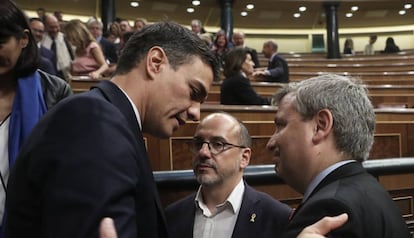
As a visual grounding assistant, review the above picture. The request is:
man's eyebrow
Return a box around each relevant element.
[191,81,208,102]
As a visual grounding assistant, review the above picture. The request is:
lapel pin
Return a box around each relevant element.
[250,213,256,223]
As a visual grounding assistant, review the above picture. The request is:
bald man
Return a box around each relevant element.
[165,112,292,238]
[42,14,73,80]
[232,31,260,68]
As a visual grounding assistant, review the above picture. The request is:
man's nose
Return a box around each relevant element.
[187,102,201,121]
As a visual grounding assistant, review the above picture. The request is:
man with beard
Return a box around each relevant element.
[165,112,292,238]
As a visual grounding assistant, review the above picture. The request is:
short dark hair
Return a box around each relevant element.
[0,0,39,78]
[223,48,249,78]
[115,21,219,81]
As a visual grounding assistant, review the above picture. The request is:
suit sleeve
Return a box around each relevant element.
[282,199,358,238]
[28,97,139,238]
[267,58,285,78]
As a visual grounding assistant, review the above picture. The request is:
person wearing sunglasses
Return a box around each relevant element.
[165,112,292,238]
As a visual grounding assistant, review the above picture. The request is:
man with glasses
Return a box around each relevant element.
[165,112,292,238]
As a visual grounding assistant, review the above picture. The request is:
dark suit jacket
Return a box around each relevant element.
[39,55,57,76]
[221,73,271,105]
[165,183,292,238]
[282,162,410,238]
[265,54,289,83]
[6,80,169,238]
[40,46,57,74]
[99,37,119,64]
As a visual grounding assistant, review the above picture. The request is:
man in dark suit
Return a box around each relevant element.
[266,74,410,238]
[29,17,57,75]
[254,40,289,83]
[5,21,219,238]
[165,112,292,238]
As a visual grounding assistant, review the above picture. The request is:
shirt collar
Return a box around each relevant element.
[269,52,278,61]
[303,160,355,202]
[117,86,142,130]
[195,179,245,216]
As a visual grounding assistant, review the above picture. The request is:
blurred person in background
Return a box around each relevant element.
[133,18,147,32]
[63,19,108,79]
[29,17,56,75]
[42,14,74,80]
[221,48,270,105]
[232,31,260,68]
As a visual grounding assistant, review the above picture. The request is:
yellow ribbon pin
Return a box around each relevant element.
[250,213,256,222]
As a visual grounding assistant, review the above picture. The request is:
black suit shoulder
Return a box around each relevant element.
[283,162,410,238]
[266,54,289,83]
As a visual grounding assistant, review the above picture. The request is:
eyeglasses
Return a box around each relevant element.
[188,138,246,155]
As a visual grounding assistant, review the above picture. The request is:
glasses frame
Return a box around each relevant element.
[188,139,246,156]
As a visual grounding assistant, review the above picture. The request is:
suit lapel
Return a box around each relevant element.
[92,80,169,236]
[232,183,260,238]
[292,162,365,219]
[311,162,364,197]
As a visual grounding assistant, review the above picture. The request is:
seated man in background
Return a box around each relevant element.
[267,74,410,238]
[29,17,57,75]
[165,112,292,238]
[254,40,289,83]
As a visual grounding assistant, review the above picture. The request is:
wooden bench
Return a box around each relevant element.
[288,62,414,73]
[285,54,414,65]
[289,71,414,84]
[209,82,414,108]
[68,76,109,94]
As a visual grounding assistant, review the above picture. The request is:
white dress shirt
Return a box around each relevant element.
[193,179,245,238]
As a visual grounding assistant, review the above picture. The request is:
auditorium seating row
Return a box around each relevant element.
[207,82,414,108]
[144,105,414,171]
[289,71,414,85]
[255,51,414,86]
[69,78,414,108]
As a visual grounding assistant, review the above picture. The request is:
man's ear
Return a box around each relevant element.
[240,148,251,169]
[312,109,333,144]
[20,29,30,48]
[146,46,167,79]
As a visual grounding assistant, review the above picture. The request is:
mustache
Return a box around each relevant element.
[193,160,217,170]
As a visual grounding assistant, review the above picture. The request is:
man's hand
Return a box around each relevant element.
[99,218,117,238]
[98,213,348,238]
[297,213,348,238]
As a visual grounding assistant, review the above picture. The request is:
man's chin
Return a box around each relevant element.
[197,175,218,186]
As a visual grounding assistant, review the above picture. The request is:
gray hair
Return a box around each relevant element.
[273,74,375,161]
[86,18,103,29]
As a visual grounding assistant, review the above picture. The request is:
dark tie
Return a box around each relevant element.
[51,37,56,55]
